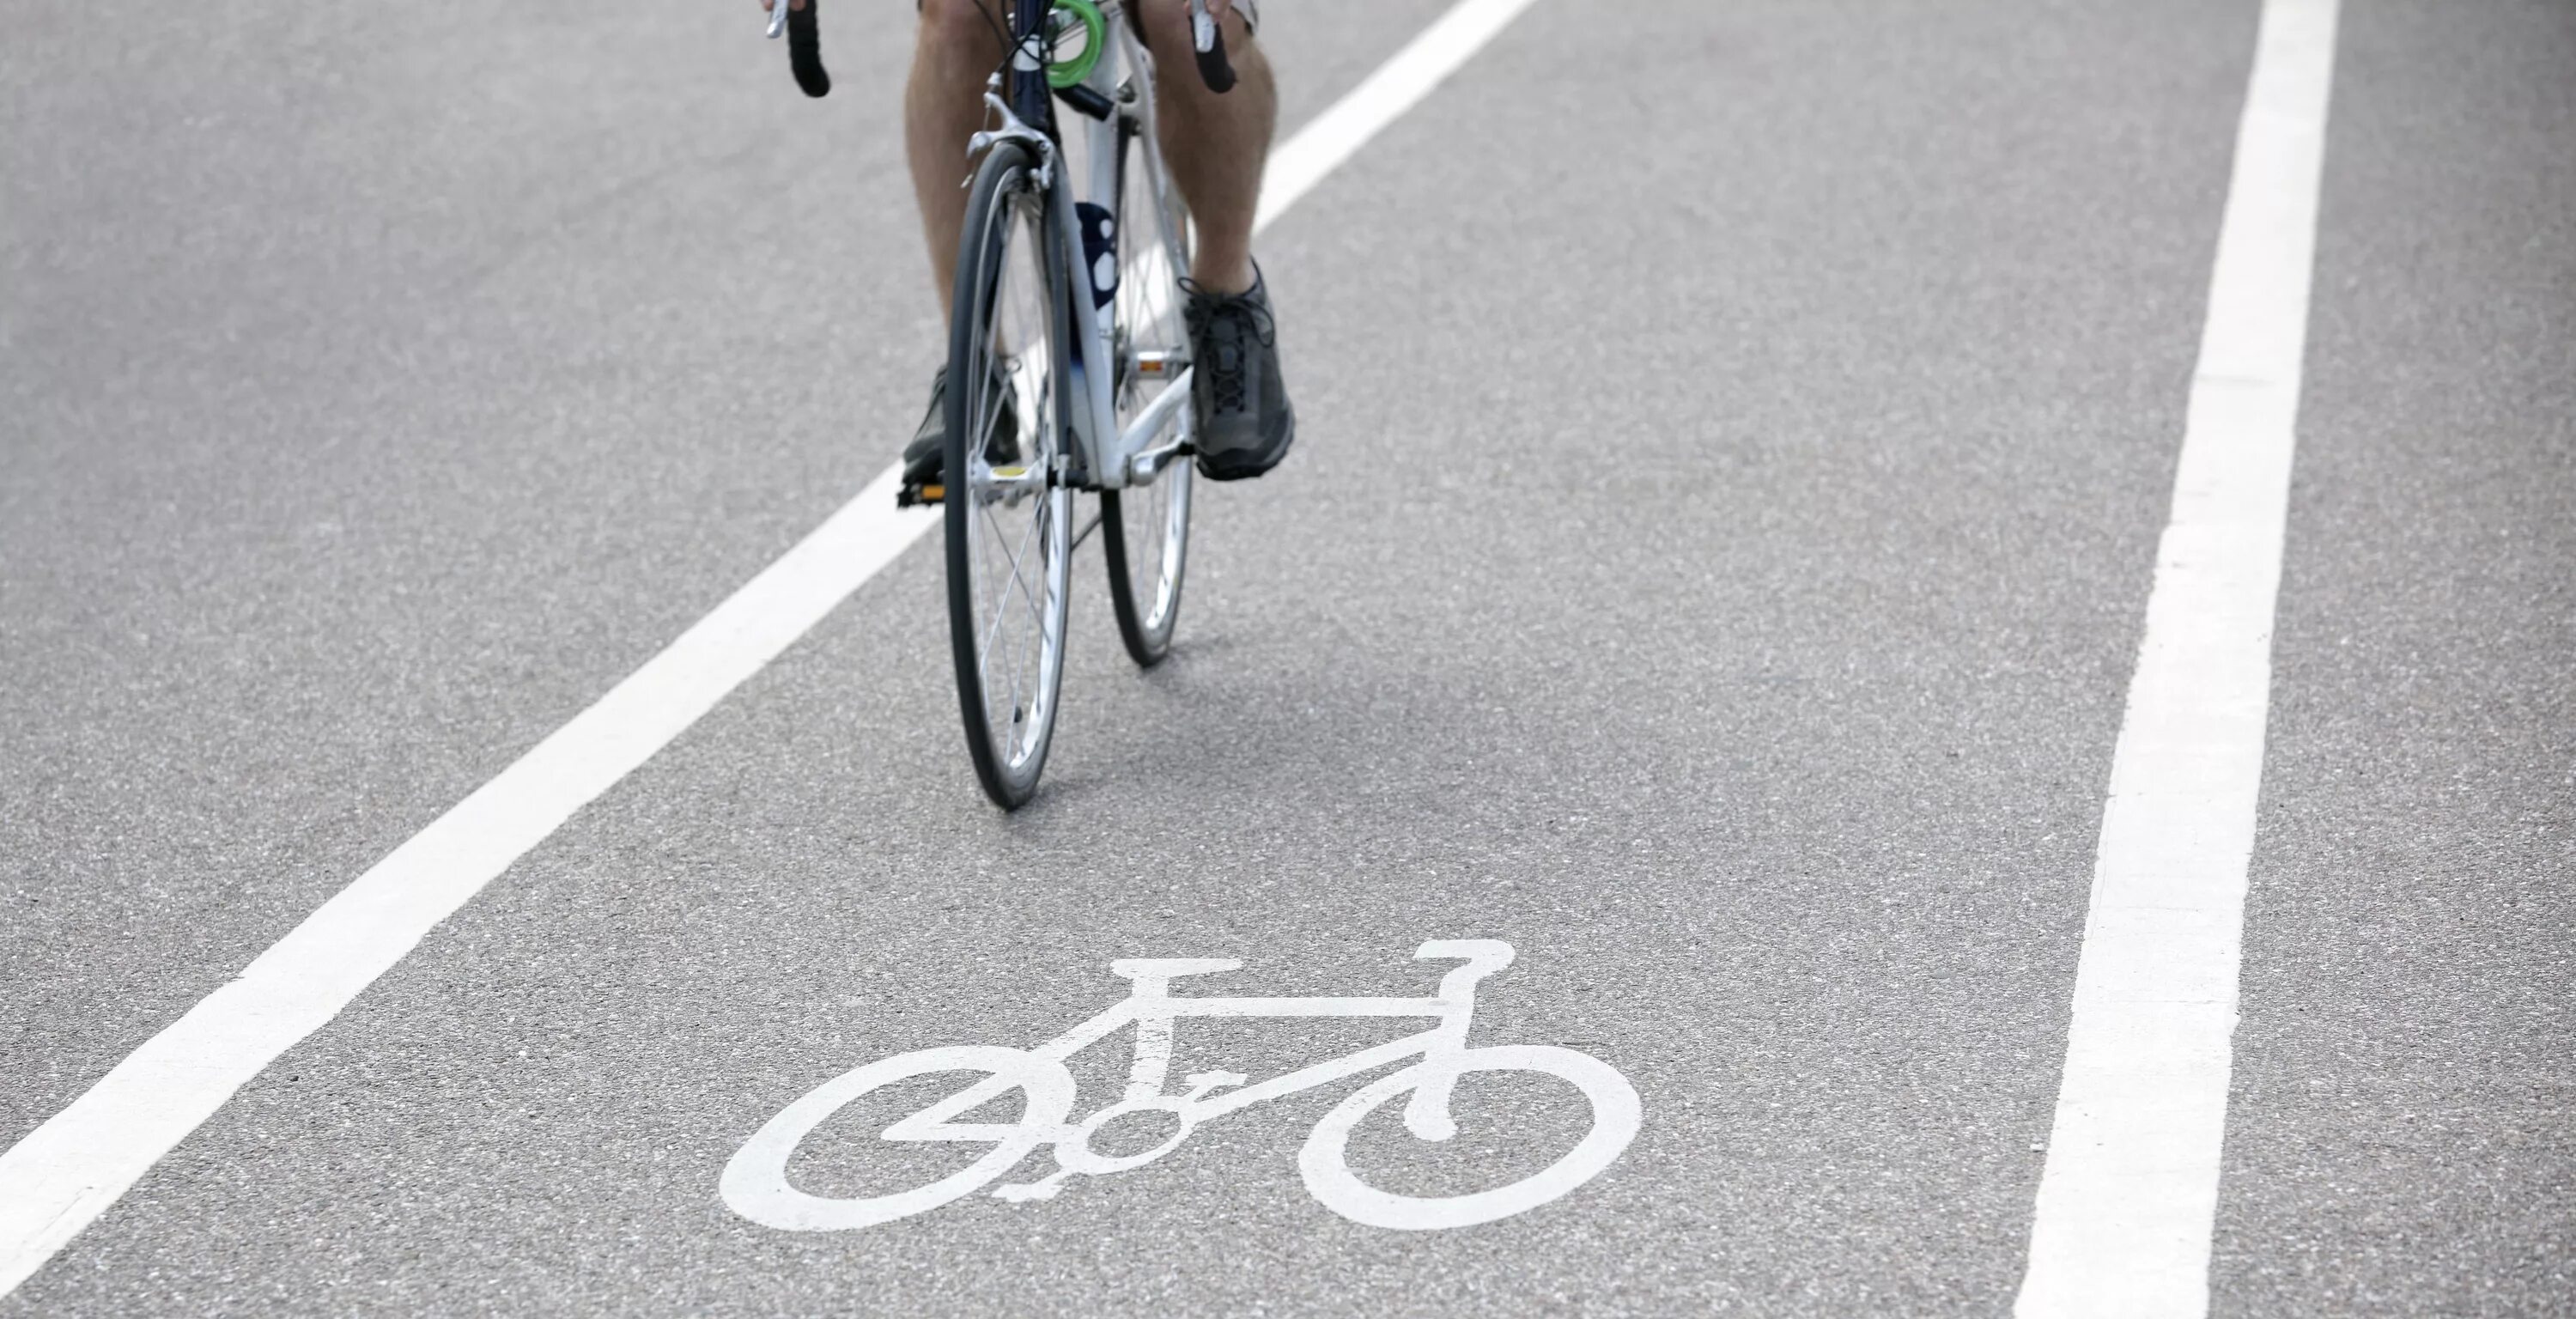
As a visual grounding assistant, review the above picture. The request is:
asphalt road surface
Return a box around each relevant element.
[3,0,2570,1315]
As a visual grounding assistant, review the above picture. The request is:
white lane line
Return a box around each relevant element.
[0,463,932,1298]
[2014,1,2339,1316]
[0,0,1541,1297]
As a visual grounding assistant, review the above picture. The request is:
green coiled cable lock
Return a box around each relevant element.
[1047,0,1107,90]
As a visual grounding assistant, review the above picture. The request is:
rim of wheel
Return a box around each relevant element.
[1109,124,1194,658]
[959,178,1070,793]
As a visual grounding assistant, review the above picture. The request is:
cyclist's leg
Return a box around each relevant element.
[1133,0,1294,480]
[903,0,1013,482]
[908,0,1010,316]
[914,2,1273,303]
[1130,0,1273,295]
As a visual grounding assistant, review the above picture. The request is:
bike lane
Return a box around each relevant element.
[8,1,2264,1314]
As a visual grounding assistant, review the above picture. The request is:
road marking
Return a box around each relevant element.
[0,0,1543,1297]
[720,940,1640,1232]
[2014,1,2339,1315]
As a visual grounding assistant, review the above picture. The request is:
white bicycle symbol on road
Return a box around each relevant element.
[722,940,1641,1231]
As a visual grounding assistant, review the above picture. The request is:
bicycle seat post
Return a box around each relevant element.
[1107,959,1239,1101]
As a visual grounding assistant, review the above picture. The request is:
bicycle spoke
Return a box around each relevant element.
[981,483,1042,662]
[977,511,1027,738]
[973,522,1007,715]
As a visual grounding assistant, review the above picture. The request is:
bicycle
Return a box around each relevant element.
[720,939,1641,1231]
[772,0,1235,809]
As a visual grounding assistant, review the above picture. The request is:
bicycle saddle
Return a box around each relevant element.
[1110,958,1242,982]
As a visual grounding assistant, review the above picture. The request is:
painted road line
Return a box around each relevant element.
[0,461,931,1299]
[2014,1,2340,1316]
[0,0,1544,1297]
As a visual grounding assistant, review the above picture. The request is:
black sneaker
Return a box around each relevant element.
[1182,271,1295,481]
[902,363,1018,485]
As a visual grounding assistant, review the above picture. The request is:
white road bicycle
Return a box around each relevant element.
[720,940,1642,1231]
[776,0,1224,808]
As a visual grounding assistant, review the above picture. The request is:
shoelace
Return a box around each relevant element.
[1179,278,1275,416]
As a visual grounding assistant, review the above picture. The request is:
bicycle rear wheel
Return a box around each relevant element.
[1099,116,1196,667]
[945,141,1072,809]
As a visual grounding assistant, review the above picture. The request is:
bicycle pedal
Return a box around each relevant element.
[896,481,945,508]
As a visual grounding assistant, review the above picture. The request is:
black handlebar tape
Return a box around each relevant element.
[1194,12,1236,94]
[788,1,829,98]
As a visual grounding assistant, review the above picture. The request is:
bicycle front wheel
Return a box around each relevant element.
[945,141,1073,809]
[1099,115,1195,667]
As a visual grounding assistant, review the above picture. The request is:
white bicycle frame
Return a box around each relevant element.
[972,1,1196,493]
[896,939,1515,1187]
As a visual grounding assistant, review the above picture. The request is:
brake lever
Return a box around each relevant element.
[765,0,788,40]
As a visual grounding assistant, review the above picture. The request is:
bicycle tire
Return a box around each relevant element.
[1100,115,1196,667]
[945,140,1074,809]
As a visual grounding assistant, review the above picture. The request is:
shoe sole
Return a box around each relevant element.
[1194,414,1295,483]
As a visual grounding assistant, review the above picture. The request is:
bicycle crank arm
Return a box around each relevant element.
[1115,366,1195,485]
[1126,441,1188,485]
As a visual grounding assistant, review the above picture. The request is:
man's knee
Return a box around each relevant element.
[1132,0,1252,60]
[917,0,1000,54]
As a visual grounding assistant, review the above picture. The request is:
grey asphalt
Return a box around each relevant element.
[2,1,2567,1315]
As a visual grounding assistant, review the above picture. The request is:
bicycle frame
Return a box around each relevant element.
[977,0,1194,492]
[901,940,1517,1142]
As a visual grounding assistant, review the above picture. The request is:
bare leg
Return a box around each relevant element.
[907,0,1007,318]
[1136,1,1276,294]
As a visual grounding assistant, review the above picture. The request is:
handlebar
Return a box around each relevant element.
[766,1,1232,100]
[766,0,829,99]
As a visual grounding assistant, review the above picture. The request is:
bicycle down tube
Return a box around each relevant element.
[975,0,1194,491]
